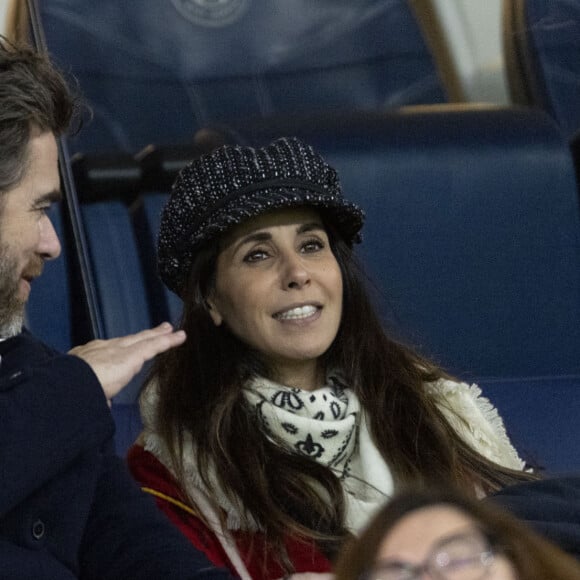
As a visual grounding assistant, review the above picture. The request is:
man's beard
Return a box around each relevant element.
[0,243,26,337]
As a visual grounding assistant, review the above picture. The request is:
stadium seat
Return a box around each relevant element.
[78,200,153,404]
[80,202,150,334]
[504,0,580,139]
[37,0,452,154]
[131,191,183,326]
[481,376,580,474]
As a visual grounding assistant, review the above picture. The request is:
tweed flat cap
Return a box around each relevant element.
[158,136,365,296]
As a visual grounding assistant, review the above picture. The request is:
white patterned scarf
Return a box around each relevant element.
[244,373,394,532]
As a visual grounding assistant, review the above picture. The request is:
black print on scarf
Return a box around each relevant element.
[322,429,338,439]
[296,434,324,458]
[330,401,341,419]
[282,422,298,434]
[272,390,303,411]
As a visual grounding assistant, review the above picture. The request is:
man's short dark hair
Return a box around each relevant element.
[0,36,78,193]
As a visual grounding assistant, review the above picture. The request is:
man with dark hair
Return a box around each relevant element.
[0,38,232,580]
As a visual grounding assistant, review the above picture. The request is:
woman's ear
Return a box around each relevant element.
[205,296,223,326]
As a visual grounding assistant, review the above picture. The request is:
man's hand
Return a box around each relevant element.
[68,322,186,401]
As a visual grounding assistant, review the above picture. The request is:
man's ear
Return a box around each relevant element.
[205,296,223,326]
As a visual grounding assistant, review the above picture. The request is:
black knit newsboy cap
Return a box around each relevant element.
[157,136,365,297]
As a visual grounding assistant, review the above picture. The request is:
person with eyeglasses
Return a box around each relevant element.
[333,487,580,580]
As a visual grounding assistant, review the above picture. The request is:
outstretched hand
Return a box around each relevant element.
[68,322,186,402]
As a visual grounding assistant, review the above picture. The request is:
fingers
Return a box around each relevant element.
[69,323,186,402]
[124,325,186,361]
[111,322,177,348]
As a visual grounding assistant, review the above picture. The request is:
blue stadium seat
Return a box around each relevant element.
[481,376,580,474]
[504,0,580,139]
[38,0,449,154]
[81,200,153,404]
[131,191,183,326]
[81,202,150,337]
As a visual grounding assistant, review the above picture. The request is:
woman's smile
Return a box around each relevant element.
[273,303,321,321]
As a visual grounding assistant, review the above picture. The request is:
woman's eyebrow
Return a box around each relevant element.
[229,231,272,254]
[231,222,325,254]
[238,231,272,245]
[298,222,325,234]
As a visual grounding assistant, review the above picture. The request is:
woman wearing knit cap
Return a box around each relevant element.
[128,137,534,579]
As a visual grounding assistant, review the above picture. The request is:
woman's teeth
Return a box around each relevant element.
[277,305,317,320]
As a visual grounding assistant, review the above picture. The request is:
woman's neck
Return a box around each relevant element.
[271,360,324,391]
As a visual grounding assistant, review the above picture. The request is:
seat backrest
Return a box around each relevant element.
[217,105,580,379]
[81,200,153,403]
[504,0,580,139]
[38,0,449,154]
[131,192,183,326]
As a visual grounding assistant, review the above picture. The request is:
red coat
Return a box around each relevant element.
[127,445,332,579]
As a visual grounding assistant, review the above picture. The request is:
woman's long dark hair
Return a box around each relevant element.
[146,220,536,572]
[334,486,580,580]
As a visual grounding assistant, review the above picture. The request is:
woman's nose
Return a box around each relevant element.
[281,253,310,289]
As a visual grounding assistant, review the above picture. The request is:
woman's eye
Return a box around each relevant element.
[243,249,269,263]
[301,238,325,252]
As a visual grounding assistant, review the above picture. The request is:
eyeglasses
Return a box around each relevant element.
[363,528,497,580]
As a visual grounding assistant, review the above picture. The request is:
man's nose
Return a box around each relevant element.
[38,215,62,260]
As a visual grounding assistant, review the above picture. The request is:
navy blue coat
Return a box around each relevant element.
[490,476,580,560]
[0,331,234,580]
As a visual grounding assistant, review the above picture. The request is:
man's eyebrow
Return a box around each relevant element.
[33,190,63,207]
